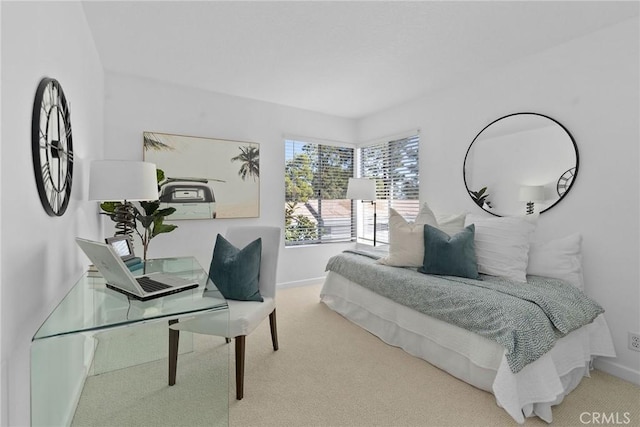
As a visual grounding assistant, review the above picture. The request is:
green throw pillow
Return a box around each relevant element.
[418,224,480,279]
[209,234,263,302]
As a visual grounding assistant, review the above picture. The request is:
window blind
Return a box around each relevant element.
[359,134,420,244]
[285,139,354,245]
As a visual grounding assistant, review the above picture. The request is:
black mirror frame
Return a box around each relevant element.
[463,112,579,217]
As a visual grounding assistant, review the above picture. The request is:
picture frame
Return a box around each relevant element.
[105,235,135,261]
[143,132,260,220]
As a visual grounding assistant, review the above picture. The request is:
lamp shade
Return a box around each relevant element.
[346,178,376,200]
[518,185,545,202]
[89,160,159,201]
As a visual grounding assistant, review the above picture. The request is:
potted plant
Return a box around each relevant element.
[469,187,492,209]
[100,169,178,260]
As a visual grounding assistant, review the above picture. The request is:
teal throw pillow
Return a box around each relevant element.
[209,234,263,302]
[418,224,480,279]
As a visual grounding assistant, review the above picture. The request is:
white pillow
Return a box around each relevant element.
[435,213,467,236]
[377,203,438,267]
[527,233,584,290]
[464,214,537,282]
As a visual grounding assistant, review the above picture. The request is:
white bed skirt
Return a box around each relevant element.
[320,271,616,424]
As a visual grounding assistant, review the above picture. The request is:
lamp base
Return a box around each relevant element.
[373,208,377,246]
[525,201,535,215]
[113,201,136,236]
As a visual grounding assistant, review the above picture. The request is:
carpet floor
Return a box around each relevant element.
[73,283,640,427]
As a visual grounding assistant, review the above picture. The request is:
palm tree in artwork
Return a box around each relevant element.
[231,145,260,181]
[143,133,174,151]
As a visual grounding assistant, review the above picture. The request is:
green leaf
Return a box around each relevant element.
[152,224,178,238]
[137,215,154,229]
[140,200,160,215]
[151,217,178,238]
[155,207,176,218]
[100,201,120,214]
[469,187,489,201]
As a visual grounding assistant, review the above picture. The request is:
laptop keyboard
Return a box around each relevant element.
[136,276,171,292]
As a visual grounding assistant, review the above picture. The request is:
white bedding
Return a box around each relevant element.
[320,270,616,424]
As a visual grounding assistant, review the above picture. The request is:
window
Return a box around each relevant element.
[284,139,354,246]
[359,134,420,244]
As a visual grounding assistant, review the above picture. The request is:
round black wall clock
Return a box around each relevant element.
[31,77,74,216]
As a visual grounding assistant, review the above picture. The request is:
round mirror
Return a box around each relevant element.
[463,112,578,217]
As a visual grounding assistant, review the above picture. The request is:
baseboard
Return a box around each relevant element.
[277,277,326,289]
[594,358,640,386]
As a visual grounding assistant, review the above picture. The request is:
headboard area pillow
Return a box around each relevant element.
[434,212,467,236]
[377,203,438,267]
[527,233,585,290]
[464,214,537,282]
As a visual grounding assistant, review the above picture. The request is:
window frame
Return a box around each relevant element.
[284,137,356,247]
[356,132,420,245]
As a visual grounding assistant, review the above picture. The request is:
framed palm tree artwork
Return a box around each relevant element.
[143,131,260,219]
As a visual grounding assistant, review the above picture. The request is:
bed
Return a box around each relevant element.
[319,208,616,424]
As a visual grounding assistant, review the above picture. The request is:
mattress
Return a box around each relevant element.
[320,270,616,424]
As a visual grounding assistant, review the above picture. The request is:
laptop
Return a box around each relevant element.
[76,237,199,301]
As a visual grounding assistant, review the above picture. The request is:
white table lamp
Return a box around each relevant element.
[518,185,545,215]
[89,160,159,236]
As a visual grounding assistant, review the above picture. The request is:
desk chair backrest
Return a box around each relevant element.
[225,226,281,299]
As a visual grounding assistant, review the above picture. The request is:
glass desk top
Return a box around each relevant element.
[33,257,228,340]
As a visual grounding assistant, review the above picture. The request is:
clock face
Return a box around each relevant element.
[557,167,576,197]
[31,78,74,216]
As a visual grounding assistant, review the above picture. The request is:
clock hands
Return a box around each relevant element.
[42,106,73,200]
[40,134,73,160]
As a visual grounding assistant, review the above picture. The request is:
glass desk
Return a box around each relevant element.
[31,257,229,426]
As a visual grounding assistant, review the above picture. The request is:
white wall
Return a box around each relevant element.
[103,72,356,285]
[0,2,104,425]
[357,18,640,383]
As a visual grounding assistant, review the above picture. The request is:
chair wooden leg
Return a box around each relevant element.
[168,319,179,386]
[269,309,279,351]
[235,336,246,400]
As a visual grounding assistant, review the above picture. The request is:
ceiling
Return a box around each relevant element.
[82,1,639,119]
